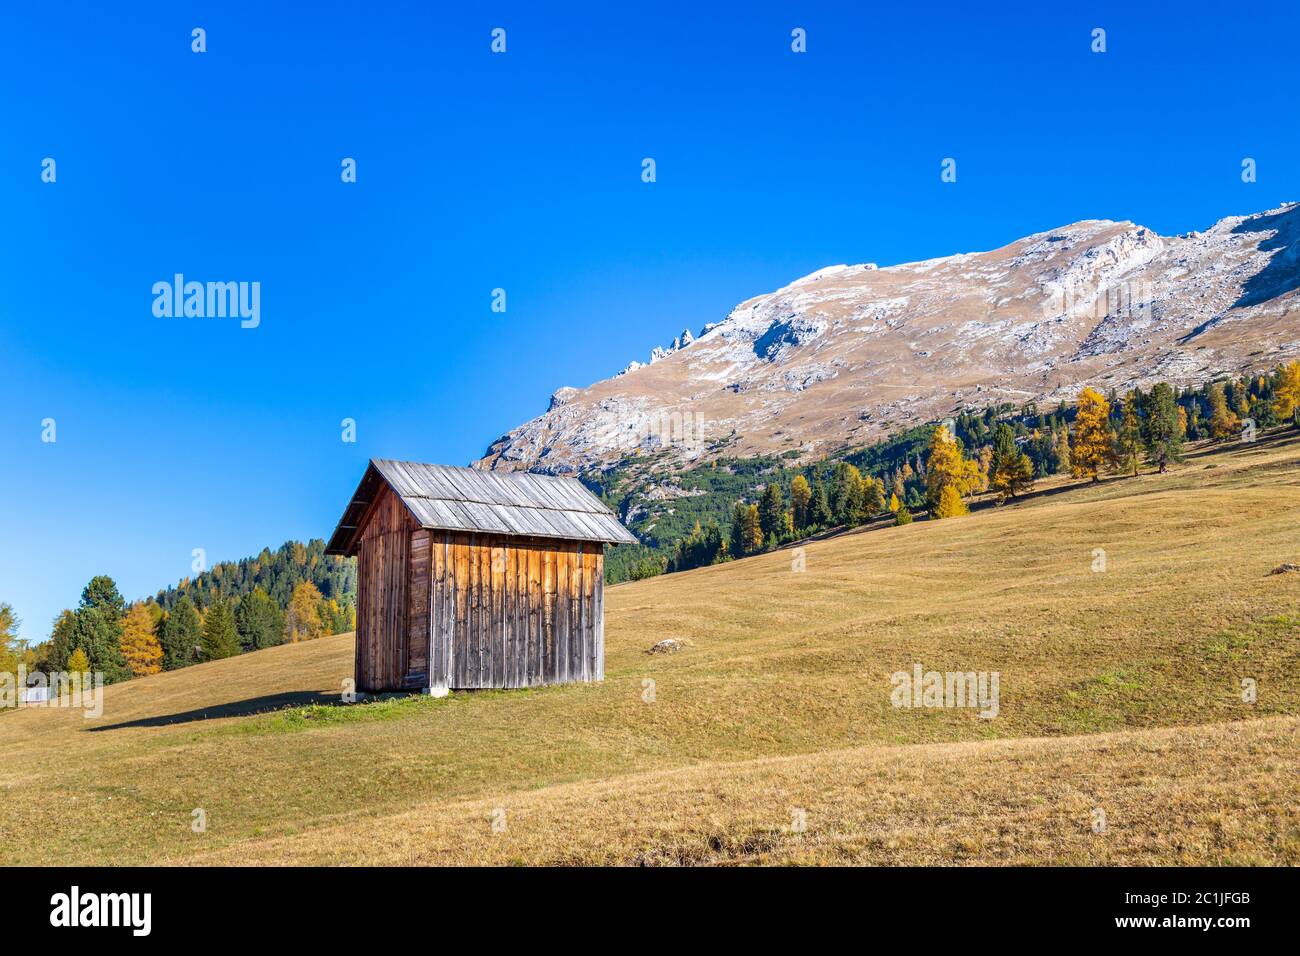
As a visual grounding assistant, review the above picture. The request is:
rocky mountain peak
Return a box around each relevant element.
[479,203,1300,476]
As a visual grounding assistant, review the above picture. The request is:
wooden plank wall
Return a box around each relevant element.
[420,532,603,690]
[406,529,430,686]
[355,484,415,692]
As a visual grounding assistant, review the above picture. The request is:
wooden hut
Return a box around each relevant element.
[325,459,636,695]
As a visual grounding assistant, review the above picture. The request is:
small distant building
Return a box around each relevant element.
[325,459,636,696]
[20,685,51,704]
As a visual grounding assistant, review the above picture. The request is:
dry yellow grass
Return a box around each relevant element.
[2,432,1298,865]
[180,717,1299,866]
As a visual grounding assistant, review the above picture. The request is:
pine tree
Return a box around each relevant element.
[833,462,870,526]
[160,596,202,670]
[1070,387,1112,482]
[234,588,284,651]
[1142,382,1184,473]
[989,423,1035,500]
[888,492,901,513]
[1114,391,1143,478]
[893,506,913,526]
[119,602,163,677]
[71,576,130,683]
[1187,400,1203,440]
[1207,382,1239,441]
[809,479,832,528]
[729,502,748,557]
[201,601,240,660]
[789,475,812,531]
[285,582,325,643]
[925,425,979,517]
[47,610,77,672]
[758,482,785,542]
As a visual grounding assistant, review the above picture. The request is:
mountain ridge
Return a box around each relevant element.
[477,203,1300,475]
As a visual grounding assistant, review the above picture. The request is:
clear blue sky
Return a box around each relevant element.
[2,1,1296,641]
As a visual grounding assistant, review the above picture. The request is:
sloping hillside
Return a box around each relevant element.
[2,433,1298,865]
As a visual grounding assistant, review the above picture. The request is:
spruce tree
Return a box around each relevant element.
[160,596,202,670]
[72,576,130,683]
[234,588,285,651]
[758,482,785,542]
[809,479,832,528]
[47,609,77,672]
[201,601,241,660]
[1114,392,1143,477]
[1142,382,1184,473]
[729,502,749,557]
[829,461,867,526]
[989,423,1035,499]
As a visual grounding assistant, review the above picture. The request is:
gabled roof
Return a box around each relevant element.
[325,459,637,556]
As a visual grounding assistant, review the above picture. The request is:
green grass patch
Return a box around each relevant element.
[224,692,446,736]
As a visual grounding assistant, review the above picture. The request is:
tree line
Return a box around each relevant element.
[2,538,359,686]
[646,361,1300,576]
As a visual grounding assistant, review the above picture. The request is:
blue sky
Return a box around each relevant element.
[1,0,1296,641]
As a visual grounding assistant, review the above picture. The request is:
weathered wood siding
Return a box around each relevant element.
[355,484,417,692]
[355,501,607,692]
[406,529,430,687]
[423,532,603,691]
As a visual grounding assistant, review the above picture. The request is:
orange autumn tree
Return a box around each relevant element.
[925,425,980,518]
[1070,387,1112,482]
[119,601,163,677]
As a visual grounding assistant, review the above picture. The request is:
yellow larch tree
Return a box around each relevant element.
[925,425,980,517]
[1207,382,1239,440]
[285,581,325,643]
[1070,387,1112,482]
[119,601,163,677]
[1274,360,1300,423]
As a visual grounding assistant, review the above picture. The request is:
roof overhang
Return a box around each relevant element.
[324,462,390,557]
[325,459,638,556]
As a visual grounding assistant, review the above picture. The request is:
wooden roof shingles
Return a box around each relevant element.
[325,459,637,555]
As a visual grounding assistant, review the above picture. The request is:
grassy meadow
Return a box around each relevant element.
[2,432,1298,865]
